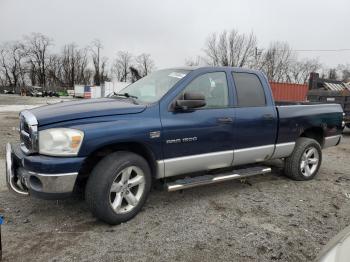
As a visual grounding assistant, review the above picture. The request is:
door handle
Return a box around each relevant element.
[263,114,274,121]
[217,117,233,124]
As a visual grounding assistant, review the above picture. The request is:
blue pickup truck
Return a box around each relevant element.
[5,67,344,224]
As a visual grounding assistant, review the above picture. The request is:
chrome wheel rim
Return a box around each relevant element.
[300,146,319,177]
[109,166,145,214]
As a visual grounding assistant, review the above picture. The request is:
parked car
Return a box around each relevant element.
[42,90,59,97]
[5,67,344,224]
[3,89,15,94]
[29,86,43,97]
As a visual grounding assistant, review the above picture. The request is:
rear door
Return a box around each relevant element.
[230,71,278,166]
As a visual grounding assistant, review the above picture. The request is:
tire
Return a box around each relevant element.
[284,137,322,181]
[85,151,152,225]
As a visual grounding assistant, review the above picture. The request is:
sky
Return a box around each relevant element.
[0,0,349,69]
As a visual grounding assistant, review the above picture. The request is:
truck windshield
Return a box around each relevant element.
[118,69,190,103]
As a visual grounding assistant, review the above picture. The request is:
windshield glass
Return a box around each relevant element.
[118,69,190,103]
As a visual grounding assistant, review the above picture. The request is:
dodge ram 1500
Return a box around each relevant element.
[5,67,344,224]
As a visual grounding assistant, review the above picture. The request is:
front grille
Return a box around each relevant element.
[19,111,38,154]
[20,130,32,150]
[23,121,30,134]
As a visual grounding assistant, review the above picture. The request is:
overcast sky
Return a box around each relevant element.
[1,0,349,69]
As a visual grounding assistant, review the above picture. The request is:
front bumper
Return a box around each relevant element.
[5,143,85,199]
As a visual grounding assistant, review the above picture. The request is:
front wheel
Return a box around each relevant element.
[85,151,152,225]
[284,137,322,181]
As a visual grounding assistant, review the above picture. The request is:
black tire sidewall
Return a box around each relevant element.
[285,138,322,181]
[86,151,152,225]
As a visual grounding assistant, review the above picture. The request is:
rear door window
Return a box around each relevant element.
[232,72,266,107]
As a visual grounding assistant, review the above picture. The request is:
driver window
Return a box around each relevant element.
[182,72,229,109]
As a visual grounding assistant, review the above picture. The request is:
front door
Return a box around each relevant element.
[160,71,235,177]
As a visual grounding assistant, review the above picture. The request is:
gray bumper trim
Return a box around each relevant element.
[28,171,78,194]
[323,135,342,148]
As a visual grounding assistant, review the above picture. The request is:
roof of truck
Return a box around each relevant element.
[165,66,263,74]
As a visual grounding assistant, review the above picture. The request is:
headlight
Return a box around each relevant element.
[39,128,84,156]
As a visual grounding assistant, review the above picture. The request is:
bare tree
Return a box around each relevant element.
[90,39,103,85]
[0,34,101,89]
[259,41,293,82]
[129,66,142,82]
[60,43,91,87]
[112,51,133,82]
[337,64,350,82]
[0,41,27,89]
[100,56,109,83]
[135,53,155,77]
[61,44,75,87]
[24,33,52,88]
[199,29,325,83]
[328,68,338,80]
[0,44,13,87]
[46,54,63,87]
[204,29,257,67]
[204,33,220,66]
[185,55,205,66]
[75,47,90,85]
[288,59,321,84]
[0,74,6,87]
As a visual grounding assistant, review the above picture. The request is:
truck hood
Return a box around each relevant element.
[30,98,146,126]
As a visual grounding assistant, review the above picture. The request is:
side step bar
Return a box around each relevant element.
[165,166,271,192]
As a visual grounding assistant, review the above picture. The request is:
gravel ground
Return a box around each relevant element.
[0,95,350,262]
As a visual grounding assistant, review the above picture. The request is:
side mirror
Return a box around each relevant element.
[175,92,206,111]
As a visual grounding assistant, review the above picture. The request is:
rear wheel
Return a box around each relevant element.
[85,151,152,225]
[284,137,322,181]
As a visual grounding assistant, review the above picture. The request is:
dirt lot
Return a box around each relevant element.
[0,94,69,106]
[0,95,350,262]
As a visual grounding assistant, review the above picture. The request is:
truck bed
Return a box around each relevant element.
[275,102,343,145]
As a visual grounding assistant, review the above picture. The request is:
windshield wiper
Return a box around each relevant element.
[113,92,138,99]
[112,92,139,104]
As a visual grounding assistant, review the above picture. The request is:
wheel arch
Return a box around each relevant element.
[77,142,158,185]
[299,127,325,147]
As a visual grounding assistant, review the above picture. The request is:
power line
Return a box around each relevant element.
[292,49,350,52]
[256,48,350,54]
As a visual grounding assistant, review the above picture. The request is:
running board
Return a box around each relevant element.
[165,166,271,192]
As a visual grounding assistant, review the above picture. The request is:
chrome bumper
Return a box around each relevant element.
[5,143,78,196]
[6,143,29,195]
